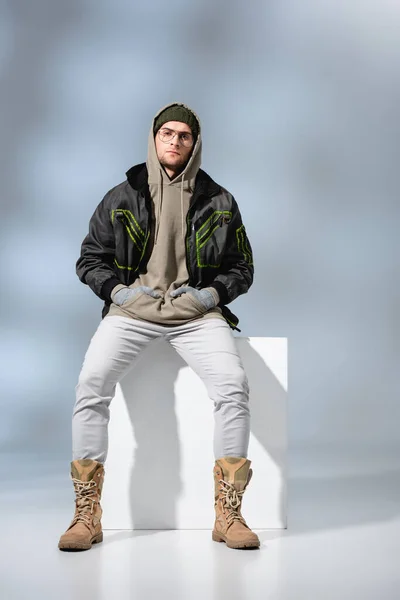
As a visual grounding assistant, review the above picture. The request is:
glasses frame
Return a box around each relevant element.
[157,127,194,147]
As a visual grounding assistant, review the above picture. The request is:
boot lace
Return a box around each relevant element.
[70,478,99,528]
[218,479,247,527]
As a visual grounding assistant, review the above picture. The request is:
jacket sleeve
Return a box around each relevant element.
[75,191,123,302]
[208,197,254,306]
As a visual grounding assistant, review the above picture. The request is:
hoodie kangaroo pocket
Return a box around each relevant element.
[185,292,206,313]
[168,292,207,321]
[119,290,145,307]
[117,289,160,320]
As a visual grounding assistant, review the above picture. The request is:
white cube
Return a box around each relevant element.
[102,337,287,530]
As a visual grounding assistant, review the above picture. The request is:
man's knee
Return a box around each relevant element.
[215,367,249,398]
[73,367,114,413]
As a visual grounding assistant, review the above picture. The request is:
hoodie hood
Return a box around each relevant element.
[107,101,225,327]
[146,101,202,241]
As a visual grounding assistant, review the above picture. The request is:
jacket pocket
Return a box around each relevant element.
[111,209,149,274]
[194,210,232,268]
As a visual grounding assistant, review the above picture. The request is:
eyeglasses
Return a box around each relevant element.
[158,127,194,147]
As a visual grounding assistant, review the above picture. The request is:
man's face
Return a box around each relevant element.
[155,120,194,174]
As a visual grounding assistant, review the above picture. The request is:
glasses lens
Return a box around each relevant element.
[180,133,193,147]
[159,129,173,142]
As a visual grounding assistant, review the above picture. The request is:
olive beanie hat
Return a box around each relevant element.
[153,105,199,141]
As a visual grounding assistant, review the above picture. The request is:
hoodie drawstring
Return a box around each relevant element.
[155,168,163,244]
[181,175,184,239]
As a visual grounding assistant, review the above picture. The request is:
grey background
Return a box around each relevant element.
[0,0,398,512]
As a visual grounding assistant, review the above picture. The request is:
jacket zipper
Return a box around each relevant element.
[185,209,194,284]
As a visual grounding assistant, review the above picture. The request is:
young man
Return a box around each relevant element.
[58,102,258,551]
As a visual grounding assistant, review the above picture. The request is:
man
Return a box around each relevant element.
[58,102,259,551]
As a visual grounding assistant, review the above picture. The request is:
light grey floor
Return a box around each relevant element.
[1,453,398,600]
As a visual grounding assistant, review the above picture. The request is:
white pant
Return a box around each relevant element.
[72,316,250,463]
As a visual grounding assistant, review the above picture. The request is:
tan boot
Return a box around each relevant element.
[212,457,260,549]
[58,459,105,551]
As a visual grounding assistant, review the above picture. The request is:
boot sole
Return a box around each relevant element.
[58,531,103,551]
[212,530,260,549]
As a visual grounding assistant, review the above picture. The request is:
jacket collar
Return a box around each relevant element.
[125,163,221,197]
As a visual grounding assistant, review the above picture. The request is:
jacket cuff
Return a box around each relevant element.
[101,277,125,303]
[208,281,229,306]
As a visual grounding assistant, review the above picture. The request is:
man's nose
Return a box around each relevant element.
[170,134,181,147]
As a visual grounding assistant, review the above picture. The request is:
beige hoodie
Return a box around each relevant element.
[107,102,225,326]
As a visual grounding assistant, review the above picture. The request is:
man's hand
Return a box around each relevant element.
[170,286,219,310]
[113,286,162,306]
